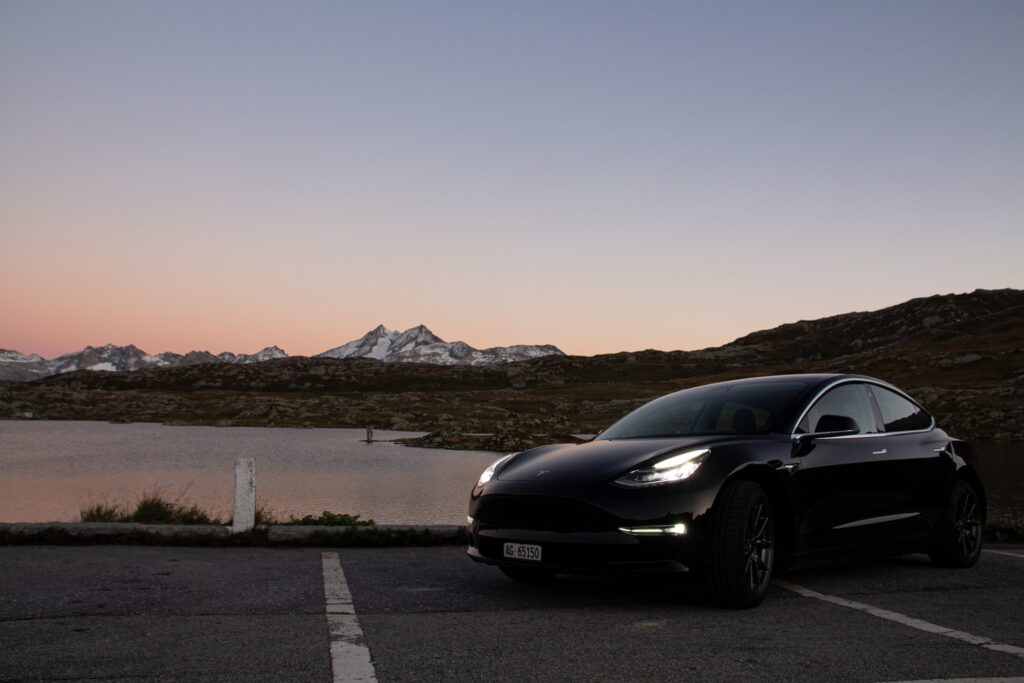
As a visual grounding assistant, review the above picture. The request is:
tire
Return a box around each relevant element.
[930,479,983,567]
[500,565,556,583]
[707,480,775,608]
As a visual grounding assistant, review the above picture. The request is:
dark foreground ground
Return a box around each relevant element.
[1,545,1023,682]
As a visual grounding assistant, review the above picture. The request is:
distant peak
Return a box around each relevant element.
[85,343,139,352]
[400,324,439,337]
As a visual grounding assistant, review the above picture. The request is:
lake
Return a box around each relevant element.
[0,421,497,525]
[0,420,1021,525]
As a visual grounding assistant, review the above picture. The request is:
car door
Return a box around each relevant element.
[866,384,955,535]
[791,381,914,551]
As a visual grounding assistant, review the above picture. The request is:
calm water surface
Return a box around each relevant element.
[0,421,1020,524]
[0,421,498,524]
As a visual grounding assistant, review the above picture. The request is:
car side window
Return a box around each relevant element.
[798,383,879,435]
[871,385,932,432]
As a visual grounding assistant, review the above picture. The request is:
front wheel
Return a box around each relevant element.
[706,480,775,608]
[930,479,983,567]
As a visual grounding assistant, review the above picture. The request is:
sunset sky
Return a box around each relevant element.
[1,1,1021,359]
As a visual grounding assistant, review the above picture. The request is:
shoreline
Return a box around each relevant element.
[6,416,1024,450]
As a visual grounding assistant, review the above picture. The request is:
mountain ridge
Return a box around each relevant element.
[315,323,558,365]
[0,324,564,381]
[2,288,1021,444]
[0,343,292,381]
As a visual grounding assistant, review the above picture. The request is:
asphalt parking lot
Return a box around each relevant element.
[1,545,1023,682]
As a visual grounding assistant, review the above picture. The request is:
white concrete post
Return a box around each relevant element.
[232,457,256,533]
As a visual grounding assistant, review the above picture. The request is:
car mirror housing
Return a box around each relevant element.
[813,414,861,434]
[791,417,860,455]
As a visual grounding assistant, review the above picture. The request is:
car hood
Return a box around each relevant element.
[496,437,722,482]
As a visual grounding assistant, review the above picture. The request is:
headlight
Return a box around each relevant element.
[477,453,517,487]
[614,448,709,488]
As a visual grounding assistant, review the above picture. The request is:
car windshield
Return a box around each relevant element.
[598,380,809,440]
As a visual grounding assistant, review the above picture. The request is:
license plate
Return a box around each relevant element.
[503,542,542,562]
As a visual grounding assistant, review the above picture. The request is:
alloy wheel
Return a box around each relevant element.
[744,500,773,592]
[955,490,981,558]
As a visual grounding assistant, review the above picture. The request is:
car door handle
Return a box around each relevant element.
[872,449,887,455]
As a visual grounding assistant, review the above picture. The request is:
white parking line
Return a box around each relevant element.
[774,579,1024,662]
[322,552,377,682]
[984,549,1024,559]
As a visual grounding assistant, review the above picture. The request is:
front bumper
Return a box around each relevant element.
[467,484,716,575]
[467,529,691,574]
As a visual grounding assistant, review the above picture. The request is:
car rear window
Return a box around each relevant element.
[871,385,933,432]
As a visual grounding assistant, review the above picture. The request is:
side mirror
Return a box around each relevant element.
[791,415,860,455]
[811,414,861,436]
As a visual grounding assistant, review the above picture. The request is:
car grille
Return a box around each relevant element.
[475,495,617,533]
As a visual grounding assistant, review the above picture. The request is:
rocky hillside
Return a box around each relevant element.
[1,289,1021,442]
[724,288,1024,365]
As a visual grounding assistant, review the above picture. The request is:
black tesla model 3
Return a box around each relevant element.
[467,374,985,607]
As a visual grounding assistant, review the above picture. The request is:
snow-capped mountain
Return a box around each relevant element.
[0,350,44,363]
[0,349,49,381]
[317,324,446,360]
[47,344,157,375]
[158,350,221,367]
[0,344,290,381]
[0,326,563,381]
[218,346,288,364]
[318,325,402,360]
[317,325,564,366]
[390,325,444,355]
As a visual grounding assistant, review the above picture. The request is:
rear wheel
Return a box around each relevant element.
[930,479,983,567]
[707,480,774,608]
[500,565,556,582]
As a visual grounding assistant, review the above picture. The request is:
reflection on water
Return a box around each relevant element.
[0,421,499,524]
[1,421,1021,526]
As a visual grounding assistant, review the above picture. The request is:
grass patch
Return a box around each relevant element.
[133,493,220,524]
[80,489,224,525]
[280,511,375,527]
[79,491,375,528]
[79,502,125,523]
[254,502,278,526]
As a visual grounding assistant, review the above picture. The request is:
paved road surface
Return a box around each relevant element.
[1,545,1023,682]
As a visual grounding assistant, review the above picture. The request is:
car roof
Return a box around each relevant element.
[704,373,880,389]
[696,373,905,407]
